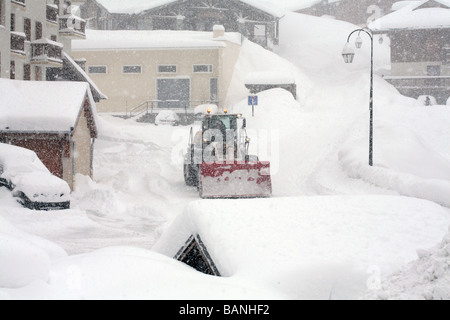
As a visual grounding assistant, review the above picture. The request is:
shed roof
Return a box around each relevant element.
[0,79,96,134]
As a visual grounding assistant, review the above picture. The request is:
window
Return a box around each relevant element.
[193,65,213,73]
[158,65,177,73]
[427,65,441,77]
[23,64,30,80]
[88,66,107,74]
[24,18,31,41]
[50,35,57,42]
[0,0,5,26]
[10,13,15,31]
[10,61,15,79]
[444,46,450,65]
[123,65,142,74]
[36,22,42,40]
[210,78,218,102]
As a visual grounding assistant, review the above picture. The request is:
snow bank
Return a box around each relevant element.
[0,215,67,288]
[339,122,450,207]
[370,231,450,300]
[154,196,450,299]
[1,247,286,300]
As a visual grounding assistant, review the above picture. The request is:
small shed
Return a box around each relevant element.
[0,79,98,190]
[245,71,297,99]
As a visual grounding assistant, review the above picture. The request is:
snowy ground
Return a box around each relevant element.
[1,13,449,300]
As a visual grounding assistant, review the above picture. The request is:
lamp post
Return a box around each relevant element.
[342,28,374,167]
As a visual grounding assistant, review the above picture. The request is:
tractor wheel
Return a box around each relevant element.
[184,163,199,187]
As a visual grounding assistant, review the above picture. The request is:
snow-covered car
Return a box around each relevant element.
[0,143,70,210]
[155,110,180,126]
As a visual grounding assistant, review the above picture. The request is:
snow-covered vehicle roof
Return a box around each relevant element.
[0,143,70,209]
[155,110,181,126]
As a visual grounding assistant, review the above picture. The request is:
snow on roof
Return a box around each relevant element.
[95,0,176,14]
[153,196,449,299]
[95,0,285,17]
[72,29,241,51]
[63,52,108,100]
[370,0,450,30]
[0,79,93,132]
[244,71,295,85]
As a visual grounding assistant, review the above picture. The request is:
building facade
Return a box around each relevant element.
[371,0,450,104]
[72,26,242,113]
[296,0,398,26]
[0,0,88,81]
[80,0,282,50]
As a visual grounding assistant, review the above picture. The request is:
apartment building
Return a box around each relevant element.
[371,0,450,104]
[0,0,86,81]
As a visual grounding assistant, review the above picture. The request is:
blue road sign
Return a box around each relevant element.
[248,96,258,106]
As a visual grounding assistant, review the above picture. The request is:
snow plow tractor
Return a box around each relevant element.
[184,111,272,199]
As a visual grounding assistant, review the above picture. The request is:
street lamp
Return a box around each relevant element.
[342,28,374,167]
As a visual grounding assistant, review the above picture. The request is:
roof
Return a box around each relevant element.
[62,52,108,101]
[0,79,96,133]
[94,0,285,17]
[72,29,242,51]
[153,196,449,298]
[370,0,450,31]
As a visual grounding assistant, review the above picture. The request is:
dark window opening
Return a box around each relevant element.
[36,21,42,40]
[23,64,30,80]
[10,13,15,31]
[24,18,31,41]
[10,61,15,79]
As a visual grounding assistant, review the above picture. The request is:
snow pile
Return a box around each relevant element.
[154,196,450,299]
[244,71,295,85]
[369,230,450,300]
[0,246,285,300]
[339,123,450,207]
[0,214,67,289]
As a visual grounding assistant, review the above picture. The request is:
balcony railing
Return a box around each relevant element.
[59,14,86,38]
[10,32,26,55]
[46,4,58,24]
[11,0,25,7]
[31,38,63,65]
[385,76,450,90]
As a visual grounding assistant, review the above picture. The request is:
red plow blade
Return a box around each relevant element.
[199,161,272,199]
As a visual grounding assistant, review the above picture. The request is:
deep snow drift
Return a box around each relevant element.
[0,12,449,300]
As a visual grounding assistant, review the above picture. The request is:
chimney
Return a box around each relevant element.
[213,25,225,38]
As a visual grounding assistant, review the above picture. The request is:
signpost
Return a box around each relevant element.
[248,95,258,117]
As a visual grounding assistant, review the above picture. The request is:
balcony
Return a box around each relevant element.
[10,32,26,56]
[59,14,86,39]
[11,0,25,7]
[31,38,63,66]
[385,75,450,104]
[46,4,58,24]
